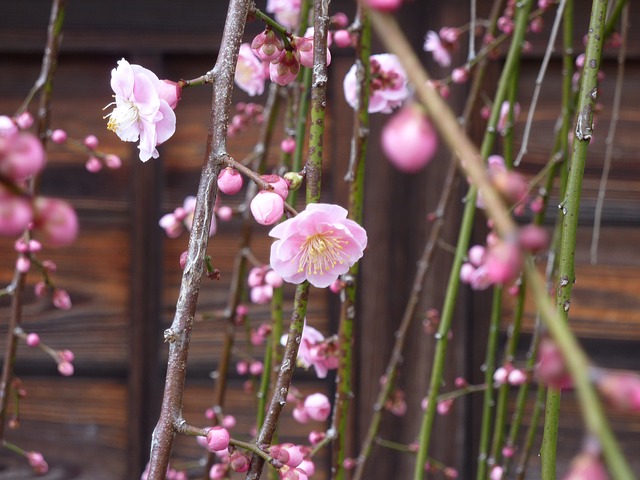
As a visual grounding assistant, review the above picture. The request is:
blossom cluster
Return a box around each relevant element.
[0,115,78,246]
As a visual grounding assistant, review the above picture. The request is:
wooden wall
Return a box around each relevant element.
[1,1,639,479]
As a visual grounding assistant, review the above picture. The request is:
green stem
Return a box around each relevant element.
[541,1,608,478]
[476,288,503,480]
[330,7,369,480]
[402,1,534,476]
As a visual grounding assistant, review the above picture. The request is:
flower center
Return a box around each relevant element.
[297,231,348,276]
[104,100,139,133]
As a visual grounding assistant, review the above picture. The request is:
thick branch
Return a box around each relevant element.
[146,0,251,477]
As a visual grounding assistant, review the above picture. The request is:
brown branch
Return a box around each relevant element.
[146,0,252,477]
[0,0,66,442]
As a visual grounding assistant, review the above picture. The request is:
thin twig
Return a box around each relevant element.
[514,0,568,167]
[590,3,628,264]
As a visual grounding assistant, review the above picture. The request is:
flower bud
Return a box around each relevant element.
[365,0,403,11]
[382,103,438,173]
[283,172,303,191]
[217,167,243,195]
[83,135,99,149]
[303,393,331,422]
[333,30,352,48]
[250,191,284,226]
[206,426,230,452]
[33,197,79,247]
[158,80,182,110]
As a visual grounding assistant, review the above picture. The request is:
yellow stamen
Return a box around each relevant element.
[297,231,349,276]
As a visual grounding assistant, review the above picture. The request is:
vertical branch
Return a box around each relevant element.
[245,283,310,480]
[306,0,331,204]
[147,0,251,477]
[331,6,369,480]
[0,0,67,442]
[541,0,608,478]
[245,1,330,478]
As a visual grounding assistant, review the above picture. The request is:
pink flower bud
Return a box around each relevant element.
[467,245,486,267]
[595,370,640,413]
[86,156,103,172]
[382,104,438,173]
[158,80,182,110]
[331,12,349,28]
[265,270,284,288]
[251,30,284,62]
[50,129,67,144]
[281,444,304,468]
[216,205,233,221]
[262,174,290,200]
[229,451,250,472]
[250,285,273,304]
[206,426,230,452]
[83,135,99,149]
[27,451,49,474]
[221,414,236,429]
[502,445,516,458]
[454,377,468,388]
[484,240,523,285]
[249,361,264,376]
[236,361,249,375]
[209,464,227,479]
[104,154,122,169]
[563,452,609,480]
[333,30,352,48]
[270,445,291,465]
[250,191,284,226]
[16,256,30,273]
[437,398,454,415]
[299,459,315,476]
[217,167,243,195]
[295,36,315,69]
[490,466,504,480]
[33,197,79,247]
[365,0,403,11]
[179,251,188,269]
[52,288,72,310]
[308,431,325,445]
[59,349,75,362]
[537,338,572,389]
[508,369,527,385]
[280,137,296,154]
[518,224,549,253]
[451,67,469,84]
[34,281,47,297]
[293,404,310,424]
[26,333,40,347]
[269,50,300,86]
[1,132,46,180]
[303,393,331,421]
[16,112,34,129]
[247,267,265,287]
[493,367,510,385]
[57,361,74,376]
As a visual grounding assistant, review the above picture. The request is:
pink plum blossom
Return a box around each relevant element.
[381,103,438,172]
[105,58,176,162]
[344,54,408,113]
[497,101,520,135]
[266,0,301,29]
[252,30,284,62]
[270,50,301,86]
[269,203,367,288]
[235,43,267,96]
[423,31,452,67]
